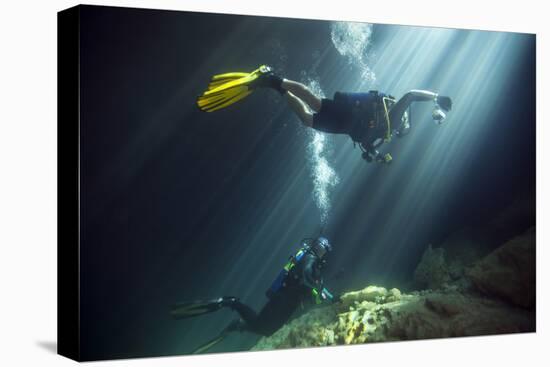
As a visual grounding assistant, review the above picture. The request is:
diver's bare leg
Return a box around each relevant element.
[281,79,322,113]
[389,90,437,127]
[286,91,314,127]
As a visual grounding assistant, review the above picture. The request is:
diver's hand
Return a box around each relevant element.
[436,95,452,112]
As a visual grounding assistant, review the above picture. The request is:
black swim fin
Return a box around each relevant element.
[192,334,227,354]
[170,298,223,320]
[171,297,238,320]
[191,319,243,354]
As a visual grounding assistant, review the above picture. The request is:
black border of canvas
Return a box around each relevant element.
[57,4,81,361]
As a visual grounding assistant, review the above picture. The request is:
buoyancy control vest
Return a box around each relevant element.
[266,247,308,299]
[338,90,395,146]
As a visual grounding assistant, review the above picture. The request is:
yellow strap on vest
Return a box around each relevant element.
[382,97,395,143]
[382,96,395,142]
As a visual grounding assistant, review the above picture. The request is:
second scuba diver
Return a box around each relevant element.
[197,65,452,164]
[171,237,336,354]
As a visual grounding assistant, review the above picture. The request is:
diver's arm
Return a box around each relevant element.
[389,89,437,126]
[389,90,436,127]
[408,89,438,100]
[301,255,322,291]
[407,90,452,111]
[301,255,340,304]
[389,90,452,131]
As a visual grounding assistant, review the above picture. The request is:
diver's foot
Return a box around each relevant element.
[251,65,285,94]
[436,95,452,112]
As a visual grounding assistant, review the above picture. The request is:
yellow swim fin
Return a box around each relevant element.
[206,72,249,91]
[196,65,273,112]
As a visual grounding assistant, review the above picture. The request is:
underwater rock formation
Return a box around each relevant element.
[413,244,471,291]
[467,227,535,308]
[413,245,452,290]
[251,284,534,351]
[412,197,535,292]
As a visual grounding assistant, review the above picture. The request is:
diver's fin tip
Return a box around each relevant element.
[169,299,223,320]
[195,65,276,112]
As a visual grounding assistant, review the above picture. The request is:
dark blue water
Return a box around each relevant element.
[78,6,535,360]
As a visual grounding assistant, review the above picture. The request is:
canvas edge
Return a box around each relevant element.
[57,4,81,362]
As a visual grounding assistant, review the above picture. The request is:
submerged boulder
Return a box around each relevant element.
[467,227,535,308]
[251,285,534,351]
[413,245,452,290]
[339,285,400,308]
[412,196,535,293]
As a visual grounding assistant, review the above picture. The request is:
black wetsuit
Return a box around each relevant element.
[229,250,329,336]
[312,90,423,148]
[312,91,392,145]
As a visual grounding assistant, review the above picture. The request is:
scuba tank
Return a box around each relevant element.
[266,245,308,299]
[266,236,331,299]
[266,238,335,304]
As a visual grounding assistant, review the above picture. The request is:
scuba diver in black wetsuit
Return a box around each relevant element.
[171,237,336,354]
[197,65,453,164]
[297,88,452,164]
